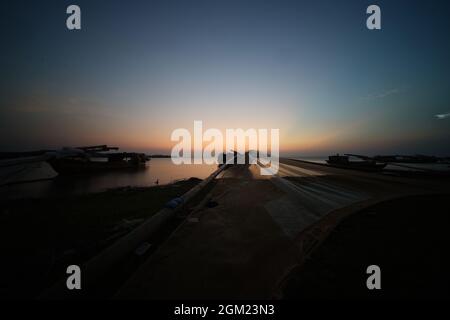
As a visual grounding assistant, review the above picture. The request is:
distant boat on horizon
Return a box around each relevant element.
[326,154,387,172]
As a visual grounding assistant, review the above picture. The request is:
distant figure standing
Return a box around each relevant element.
[155,179,159,185]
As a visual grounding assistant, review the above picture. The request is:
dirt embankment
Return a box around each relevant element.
[281,194,450,299]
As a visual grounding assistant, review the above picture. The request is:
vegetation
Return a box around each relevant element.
[0,178,201,298]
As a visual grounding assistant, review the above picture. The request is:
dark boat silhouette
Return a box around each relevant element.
[326,154,386,171]
[47,145,148,175]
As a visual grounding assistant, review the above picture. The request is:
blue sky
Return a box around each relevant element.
[1,0,449,155]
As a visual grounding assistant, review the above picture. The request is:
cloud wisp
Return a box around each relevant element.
[435,112,450,120]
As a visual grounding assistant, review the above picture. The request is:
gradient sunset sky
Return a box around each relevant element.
[1,0,450,156]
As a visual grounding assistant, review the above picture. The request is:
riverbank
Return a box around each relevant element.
[281,194,450,299]
[0,158,218,200]
[0,177,203,298]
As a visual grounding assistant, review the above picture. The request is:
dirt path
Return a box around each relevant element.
[117,160,450,299]
[117,165,299,299]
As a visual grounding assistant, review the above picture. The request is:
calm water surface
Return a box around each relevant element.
[0,159,217,200]
[2,157,449,200]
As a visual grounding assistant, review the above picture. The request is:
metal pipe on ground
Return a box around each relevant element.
[39,161,230,299]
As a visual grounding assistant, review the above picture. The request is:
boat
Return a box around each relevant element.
[46,145,149,175]
[326,154,386,171]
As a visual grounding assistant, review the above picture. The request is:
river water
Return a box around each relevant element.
[2,156,449,200]
[0,158,217,200]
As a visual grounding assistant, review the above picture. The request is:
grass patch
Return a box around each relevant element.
[0,178,201,298]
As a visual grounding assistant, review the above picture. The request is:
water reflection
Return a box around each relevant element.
[0,159,217,200]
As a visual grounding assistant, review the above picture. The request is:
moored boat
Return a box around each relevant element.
[47,145,148,175]
[326,154,386,171]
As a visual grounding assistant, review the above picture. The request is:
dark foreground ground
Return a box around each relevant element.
[0,178,203,298]
[282,194,450,299]
[1,160,450,300]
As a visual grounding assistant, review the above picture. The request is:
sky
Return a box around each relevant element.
[1,0,450,156]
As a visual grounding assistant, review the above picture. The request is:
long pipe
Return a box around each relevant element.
[39,161,230,299]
